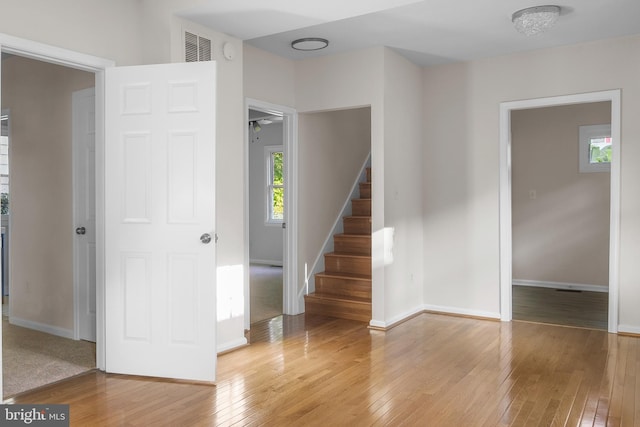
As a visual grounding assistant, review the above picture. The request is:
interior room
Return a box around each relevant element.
[248,108,284,326]
[1,0,640,424]
[1,53,96,397]
[511,102,611,330]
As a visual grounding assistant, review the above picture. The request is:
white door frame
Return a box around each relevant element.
[499,90,621,333]
[244,98,299,329]
[0,33,114,377]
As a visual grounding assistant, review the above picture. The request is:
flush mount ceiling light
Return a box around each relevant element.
[291,37,329,51]
[512,5,561,36]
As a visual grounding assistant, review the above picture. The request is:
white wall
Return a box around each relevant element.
[423,35,640,330]
[381,48,424,325]
[512,102,611,287]
[249,121,284,265]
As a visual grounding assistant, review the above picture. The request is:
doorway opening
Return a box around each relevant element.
[244,99,298,336]
[248,108,284,325]
[0,52,97,397]
[510,101,611,330]
[499,90,621,333]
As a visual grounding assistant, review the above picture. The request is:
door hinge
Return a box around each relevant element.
[282,223,286,229]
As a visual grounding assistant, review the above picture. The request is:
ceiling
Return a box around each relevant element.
[178,0,640,66]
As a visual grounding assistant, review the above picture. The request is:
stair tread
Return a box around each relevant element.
[335,233,371,238]
[306,293,371,305]
[328,251,371,258]
[316,271,372,280]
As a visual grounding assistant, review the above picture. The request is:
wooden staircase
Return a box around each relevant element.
[304,168,371,322]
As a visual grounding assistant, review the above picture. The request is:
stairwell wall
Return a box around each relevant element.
[294,47,386,323]
[297,108,371,294]
[293,47,426,326]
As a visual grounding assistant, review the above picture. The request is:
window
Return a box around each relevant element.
[579,124,611,173]
[0,112,9,214]
[265,146,284,224]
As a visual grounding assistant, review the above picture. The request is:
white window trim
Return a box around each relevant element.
[265,145,284,225]
[579,124,611,173]
[0,109,9,197]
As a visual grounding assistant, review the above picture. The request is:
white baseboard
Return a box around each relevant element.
[369,306,424,330]
[422,304,501,321]
[370,305,501,330]
[513,279,608,293]
[250,259,283,267]
[9,316,75,340]
[618,325,640,335]
[217,337,248,354]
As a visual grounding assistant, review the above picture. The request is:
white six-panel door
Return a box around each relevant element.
[73,87,97,342]
[105,62,217,381]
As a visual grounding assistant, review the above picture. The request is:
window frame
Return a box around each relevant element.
[579,124,611,173]
[0,109,10,214]
[264,145,284,225]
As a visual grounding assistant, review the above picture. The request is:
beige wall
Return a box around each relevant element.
[1,55,94,331]
[243,44,295,108]
[512,102,611,287]
[298,107,371,283]
[423,35,640,330]
[0,0,142,66]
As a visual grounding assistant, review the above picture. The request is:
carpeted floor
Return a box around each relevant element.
[2,316,96,398]
[250,264,283,324]
[512,285,608,330]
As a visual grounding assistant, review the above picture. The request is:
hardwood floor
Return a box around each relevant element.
[6,313,640,426]
[249,264,283,324]
[512,285,608,330]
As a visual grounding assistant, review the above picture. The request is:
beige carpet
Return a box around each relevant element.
[250,264,283,324]
[2,317,96,397]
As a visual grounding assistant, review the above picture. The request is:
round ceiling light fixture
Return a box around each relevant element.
[512,5,561,36]
[291,37,329,51]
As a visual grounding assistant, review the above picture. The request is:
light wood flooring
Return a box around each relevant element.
[249,264,283,325]
[513,285,608,330]
[7,312,640,426]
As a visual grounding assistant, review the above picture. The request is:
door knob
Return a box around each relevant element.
[200,233,212,244]
[76,227,86,235]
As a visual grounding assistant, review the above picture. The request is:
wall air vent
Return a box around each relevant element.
[184,31,212,62]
